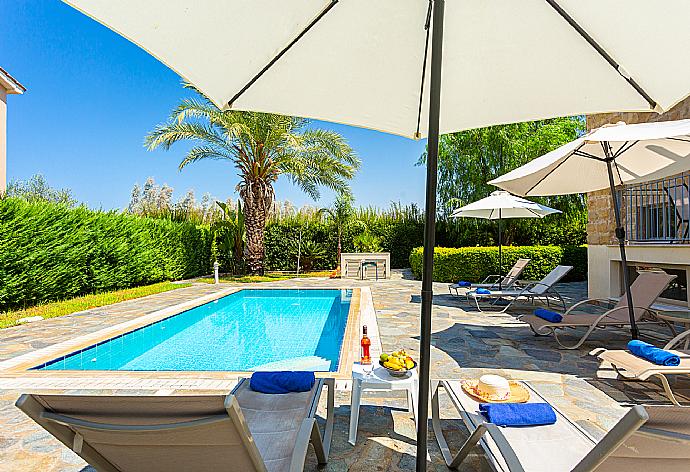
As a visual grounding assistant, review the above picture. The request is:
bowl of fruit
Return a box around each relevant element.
[379,350,416,377]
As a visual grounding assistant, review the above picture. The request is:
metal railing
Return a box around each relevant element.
[622,172,690,243]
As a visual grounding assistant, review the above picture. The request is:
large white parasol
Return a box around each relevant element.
[451,190,560,281]
[491,119,690,340]
[61,1,690,467]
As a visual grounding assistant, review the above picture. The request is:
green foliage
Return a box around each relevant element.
[562,245,588,281]
[212,200,246,274]
[127,177,221,225]
[294,239,327,272]
[409,245,587,283]
[353,231,383,253]
[4,174,76,206]
[0,198,211,311]
[419,117,585,212]
[418,117,587,245]
[145,84,360,273]
[261,199,586,271]
[145,86,361,200]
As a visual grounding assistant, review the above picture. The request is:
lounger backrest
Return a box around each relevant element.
[577,405,690,471]
[609,271,676,322]
[530,265,572,295]
[500,258,530,287]
[15,393,267,472]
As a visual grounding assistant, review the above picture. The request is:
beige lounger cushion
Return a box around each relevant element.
[599,349,690,379]
[21,382,321,472]
[595,405,690,471]
[445,380,595,471]
[234,380,318,472]
[30,394,261,472]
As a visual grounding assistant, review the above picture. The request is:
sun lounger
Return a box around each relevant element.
[519,271,675,349]
[15,377,334,472]
[448,258,530,296]
[467,265,572,313]
[594,328,690,406]
[432,379,690,471]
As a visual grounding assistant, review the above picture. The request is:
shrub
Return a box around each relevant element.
[0,198,212,311]
[409,245,587,283]
[353,231,383,253]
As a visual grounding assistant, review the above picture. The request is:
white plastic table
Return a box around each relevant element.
[348,362,419,446]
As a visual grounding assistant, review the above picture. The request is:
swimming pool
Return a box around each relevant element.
[33,289,353,372]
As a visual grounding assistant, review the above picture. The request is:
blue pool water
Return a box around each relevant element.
[35,289,352,372]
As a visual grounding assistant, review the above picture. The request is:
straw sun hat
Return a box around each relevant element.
[461,374,530,403]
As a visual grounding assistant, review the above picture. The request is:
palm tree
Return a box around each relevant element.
[145,85,360,274]
[318,192,354,269]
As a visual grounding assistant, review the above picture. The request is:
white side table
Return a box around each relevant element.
[348,362,419,446]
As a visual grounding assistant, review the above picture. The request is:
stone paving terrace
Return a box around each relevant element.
[0,270,687,471]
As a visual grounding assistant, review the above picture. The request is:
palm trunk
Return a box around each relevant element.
[336,227,342,269]
[242,182,270,275]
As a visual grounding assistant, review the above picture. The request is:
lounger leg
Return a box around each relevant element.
[310,419,327,464]
[553,324,599,350]
[322,378,335,460]
[451,423,490,469]
[290,419,316,472]
[655,374,684,407]
[473,296,515,314]
[552,291,567,311]
[473,296,483,312]
[528,324,553,337]
[431,382,486,469]
[431,382,457,468]
[291,379,335,471]
[348,378,363,445]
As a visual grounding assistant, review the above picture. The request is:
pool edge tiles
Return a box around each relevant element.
[0,287,366,381]
[35,289,352,372]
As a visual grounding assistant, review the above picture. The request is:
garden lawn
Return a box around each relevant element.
[196,271,333,284]
[0,282,192,329]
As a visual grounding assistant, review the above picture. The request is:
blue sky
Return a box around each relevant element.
[1,0,428,210]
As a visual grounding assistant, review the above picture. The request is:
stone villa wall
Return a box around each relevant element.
[586,96,690,244]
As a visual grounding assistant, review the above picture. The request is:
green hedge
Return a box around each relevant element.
[263,219,424,271]
[0,198,211,310]
[409,245,587,283]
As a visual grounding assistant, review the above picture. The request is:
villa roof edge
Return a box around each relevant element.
[0,67,26,94]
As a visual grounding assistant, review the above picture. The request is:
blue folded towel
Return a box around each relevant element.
[479,403,557,427]
[475,288,491,295]
[534,308,563,323]
[456,281,471,287]
[250,371,316,394]
[628,340,680,366]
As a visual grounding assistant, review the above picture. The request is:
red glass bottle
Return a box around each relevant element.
[360,325,371,365]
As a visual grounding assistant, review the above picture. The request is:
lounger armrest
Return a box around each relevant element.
[572,406,648,472]
[513,283,537,296]
[603,305,657,322]
[480,274,502,284]
[564,298,615,315]
[523,281,554,295]
[286,378,334,472]
[39,411,231,432]
[665,327,690,350]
